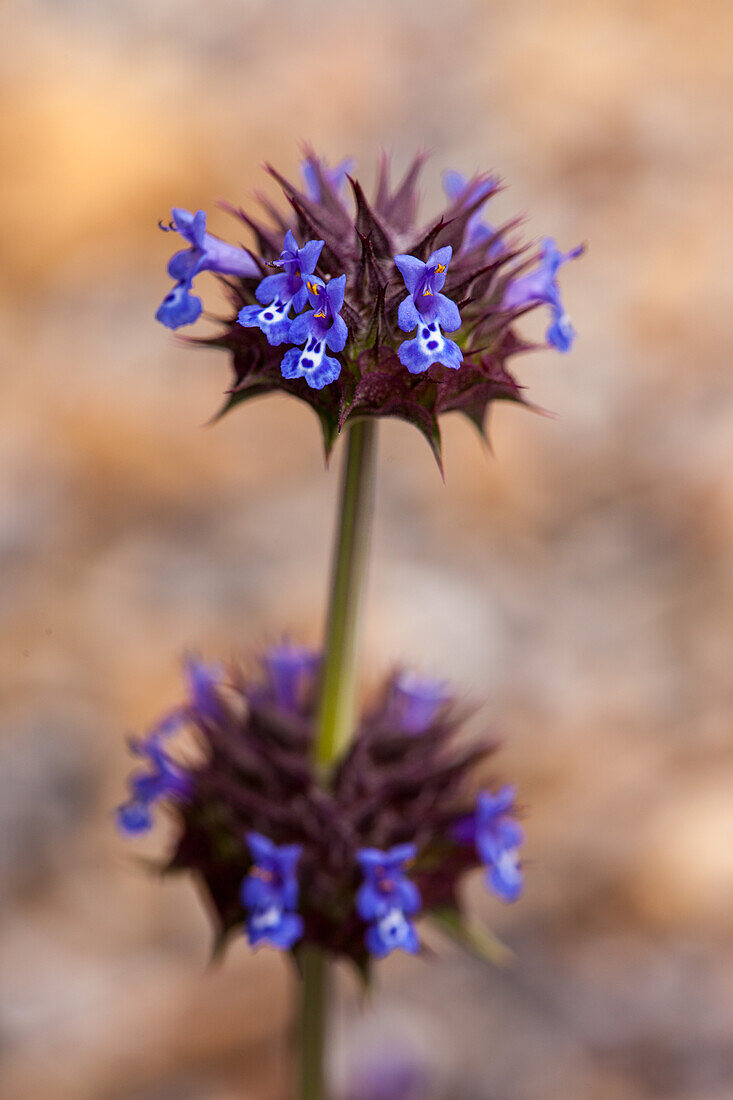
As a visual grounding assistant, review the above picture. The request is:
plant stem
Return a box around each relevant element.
[298,419,378,1100]
[299,946,329,1100]
[314,418,378,772]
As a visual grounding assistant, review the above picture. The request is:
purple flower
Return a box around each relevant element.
[156,208,258,330]
[388,670,451,733]
[443,170,503,256]
[281,274,348,389]
[301,155,354,202]
[261,643,320,711]
[455,786,524,903]
[184,657,224,723]
[238,231,324,347]
[356,845,421,958]
[394,247,463,374]
[503,237,585,352]
[241,833,304,949]
[343,1042,429,1100]
[116,711,191,835]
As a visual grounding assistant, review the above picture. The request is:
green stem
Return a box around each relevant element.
[314,418,378,772]
[298,419,378,1100]
[299,947,329,1100]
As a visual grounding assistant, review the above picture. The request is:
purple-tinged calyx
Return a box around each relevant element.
[261,643,320,712]
[241,832,304,949]
[388,670,451,733]
[156,208,258,330]
[238,230,324,347]
[281,273,348,389]
[394,247,463,374]
[116,711,191,835]
[503,237,585,352]
[455,785,524,902]
[356,844,421,958]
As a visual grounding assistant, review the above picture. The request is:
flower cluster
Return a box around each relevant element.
[155,150,584,467]
[117,650,525,971]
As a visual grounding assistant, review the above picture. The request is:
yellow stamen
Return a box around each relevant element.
[423,287,433,296]
[251,867,274,882]
[306,280,319,294]
[435,262,446,273]
[314,310,326,318]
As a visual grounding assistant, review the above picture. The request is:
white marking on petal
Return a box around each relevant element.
[251,905,282,931]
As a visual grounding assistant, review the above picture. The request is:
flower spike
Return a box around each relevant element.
[164,154,584,464]
[118,652,519,969]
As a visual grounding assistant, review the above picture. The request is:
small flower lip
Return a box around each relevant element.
[357,843,418,873]
[155,280,203,330]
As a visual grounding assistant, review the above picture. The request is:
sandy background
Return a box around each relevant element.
[2,0,733,1096]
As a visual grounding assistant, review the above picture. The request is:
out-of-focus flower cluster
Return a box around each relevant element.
[156,151,584,467]
[117,650,525,973]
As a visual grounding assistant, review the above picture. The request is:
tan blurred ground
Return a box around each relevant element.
[1,0,733,1097]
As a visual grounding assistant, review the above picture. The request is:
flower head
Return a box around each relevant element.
[503,237,585,352]
[238,230,324,347]
[241,833,304,949]
[163,153,583,469]
[357,845,421,958]
[129,652,518,971]
[387,670,451,733]
[156,208,258,330]
[280,273,348,389]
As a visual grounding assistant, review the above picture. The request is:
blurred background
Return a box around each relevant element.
[1,0,732,1096]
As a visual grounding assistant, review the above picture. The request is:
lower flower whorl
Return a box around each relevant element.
[118,652,524,972]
